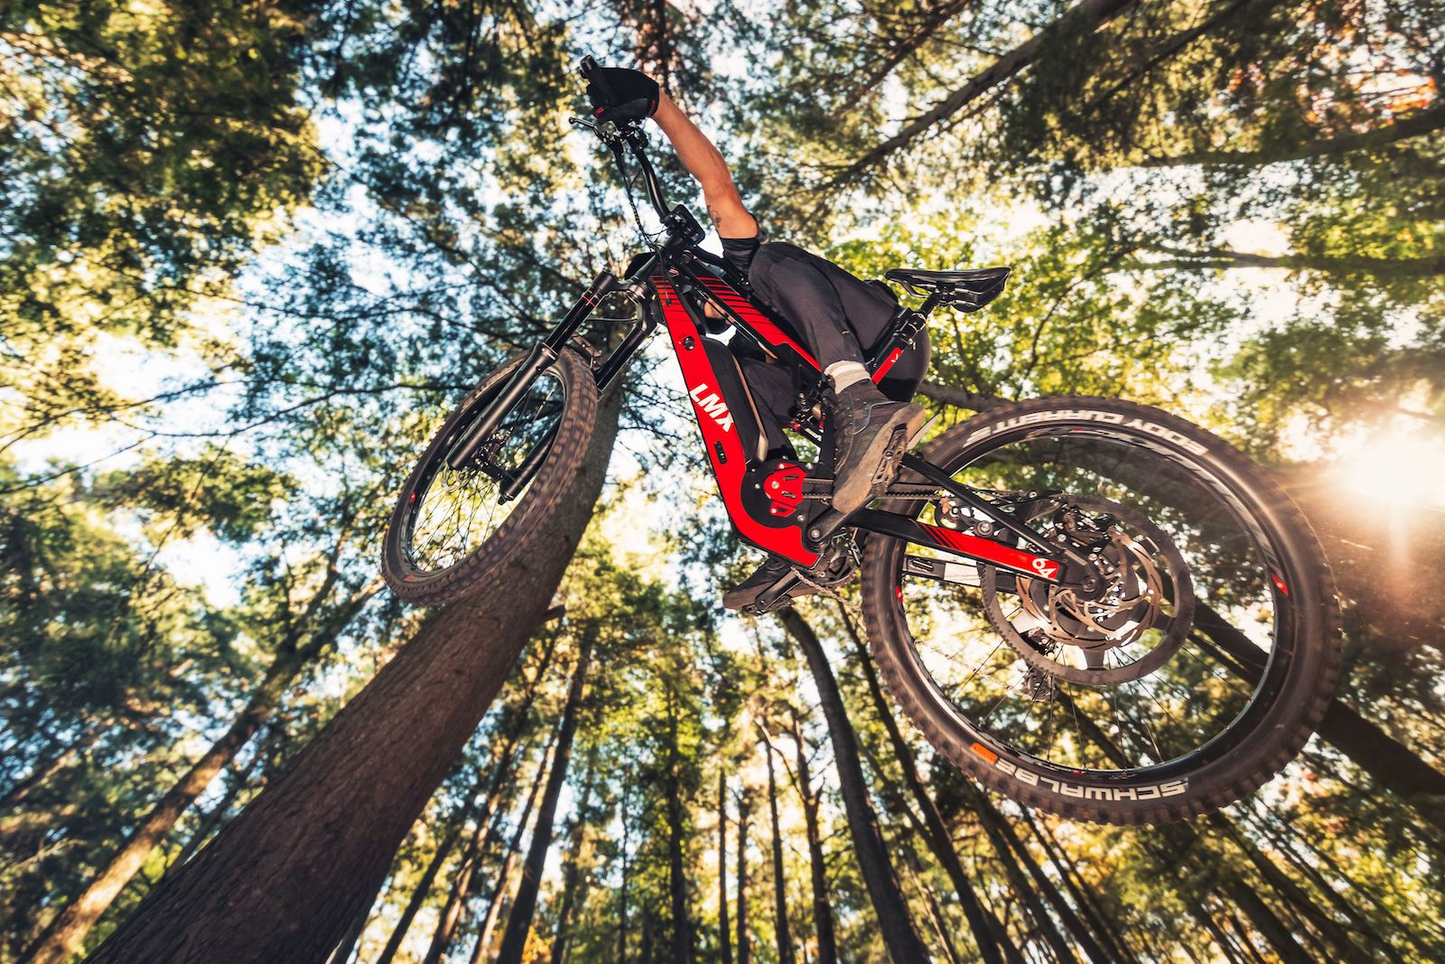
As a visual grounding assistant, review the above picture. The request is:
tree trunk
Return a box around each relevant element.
[1142,102,1445,166]
[736,789,752,964]
[762,731,793,964]
[160,732,271,885]
[373,823,461,964]
[1194,604,1445,830]
[778,609,932,962]
[839,605,1009,964]
[424,632,564,964]
[25,586,369,964]
[1025,815,1138,963]
[1225,878,1312,964]
[496,633,594,964]
[987,798,1112,964]
[718,769,733,964]
[787,710,836,964]
[548,745,598,964]
[662,684,694,964]
[87,393,620,964]
[617,775,632,964]
[377,629,560,964]
[966,784,1080,964]
[1205,813,1367,962]
[469,723,561,964]
[325,902,371,964]
[0,736,87,810]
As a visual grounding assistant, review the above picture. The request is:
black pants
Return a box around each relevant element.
[737,241,930,454]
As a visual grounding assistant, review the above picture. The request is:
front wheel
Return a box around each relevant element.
[382,349,598,606]
[862,396,1342,824]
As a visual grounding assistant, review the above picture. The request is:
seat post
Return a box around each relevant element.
[866,300,933,378]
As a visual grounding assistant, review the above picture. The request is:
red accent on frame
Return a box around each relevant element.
[763,463,806,517]
[920,523,1062,582]
[655,280,820,567]
[872,347,904,382]
[697,277,822,370]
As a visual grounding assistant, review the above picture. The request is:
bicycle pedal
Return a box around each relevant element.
[871,427,910,485]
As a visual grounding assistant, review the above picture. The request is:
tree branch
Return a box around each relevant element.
[916,380,1008,411]
[1134,247,1445,278]
[1141,102,1445,167]
[830,0,1140,185]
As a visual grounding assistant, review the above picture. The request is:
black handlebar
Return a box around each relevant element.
[576,55,672,224]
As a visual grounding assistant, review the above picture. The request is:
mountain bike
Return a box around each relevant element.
[381,57,1341,824]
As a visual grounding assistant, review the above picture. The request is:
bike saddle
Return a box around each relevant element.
[885,266,1011,311]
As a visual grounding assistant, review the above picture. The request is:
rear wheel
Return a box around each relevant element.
[382,349,598,605]
[861,396,1341,823]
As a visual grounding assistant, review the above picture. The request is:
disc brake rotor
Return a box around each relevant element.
[980,496,1195,686]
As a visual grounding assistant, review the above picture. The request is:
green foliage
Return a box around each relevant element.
[2,2,1443,963]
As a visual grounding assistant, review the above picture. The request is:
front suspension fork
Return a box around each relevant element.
[445,270,620,470]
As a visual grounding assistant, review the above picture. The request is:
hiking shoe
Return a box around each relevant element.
[828,380,927,516]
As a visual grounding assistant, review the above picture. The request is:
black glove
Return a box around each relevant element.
[585,66,660,123]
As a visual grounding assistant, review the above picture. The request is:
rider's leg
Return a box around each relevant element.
[749,243,927,516]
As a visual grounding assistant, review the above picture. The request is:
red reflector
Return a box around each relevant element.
[1270,573,1289,596]
[970,742,999,764]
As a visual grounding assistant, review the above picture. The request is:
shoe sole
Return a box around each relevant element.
[832,405,928,516]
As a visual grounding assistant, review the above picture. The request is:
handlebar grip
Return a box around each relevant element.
[578,55,617,109]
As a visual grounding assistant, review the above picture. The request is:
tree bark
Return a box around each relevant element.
[158,731,273,886]
[496,633,594,964]
[421,633,560,964]
[663,683,694,964]
[1193,604,1445,831]
[1142,102,1445,166]
[833,0,1140,183]
[778,608,932,962]
[25,581,374,964]
[325,902,371,964]
[469,723,560,964]
[787,709,837,964]
[987,799,1112,964]
[362,622,563,964]
[917,381,1008,412]
[1025,815,1138,963]
[372,822,461,964]
[717,769,733,964]
[87,392,620,964]
[839,605,1009,964]
[1224,878,1312,964]
[966,785,1080,964]
[1137,247,1445,279]
[736,789,752,964]
[548,745,598,964]
[761,730,794,964]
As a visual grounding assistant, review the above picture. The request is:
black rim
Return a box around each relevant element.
[401,367,568,577]
[890,422,1297,785]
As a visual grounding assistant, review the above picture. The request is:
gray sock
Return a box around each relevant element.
[824,360,869,390]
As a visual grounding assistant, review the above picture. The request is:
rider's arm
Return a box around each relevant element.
[652,91,759,239]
